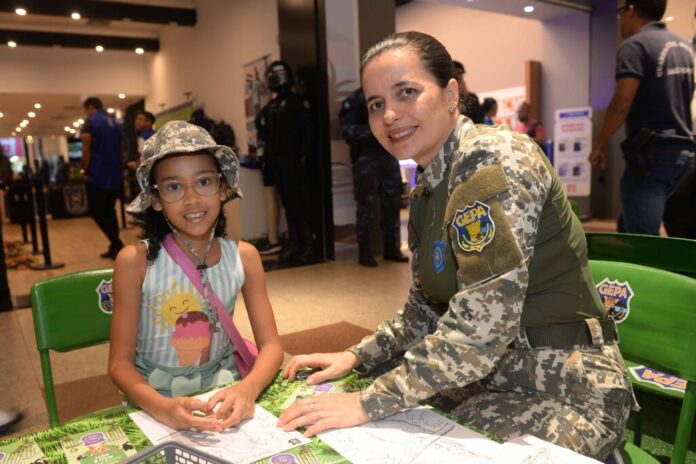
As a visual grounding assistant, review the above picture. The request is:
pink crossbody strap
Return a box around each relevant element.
[162,234,257,372]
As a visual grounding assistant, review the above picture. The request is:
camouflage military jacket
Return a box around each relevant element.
[348,116,559,420]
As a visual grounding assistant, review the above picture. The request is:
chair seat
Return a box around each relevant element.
[618,441,660,464]
[624,359,685,401]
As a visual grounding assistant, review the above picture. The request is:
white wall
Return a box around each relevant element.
[0,46,151,95]
[146,0,280,154]
[396,2,544,94]
[539,11,591,135]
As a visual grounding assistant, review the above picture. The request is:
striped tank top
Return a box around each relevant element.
[136,239,245,370]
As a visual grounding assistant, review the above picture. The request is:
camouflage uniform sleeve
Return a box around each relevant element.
[358,132,553,420]
[347,282,444,374]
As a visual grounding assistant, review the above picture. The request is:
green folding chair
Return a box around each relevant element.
[590,260,696,464]
[586,232,696,279]
[31,268,114,427]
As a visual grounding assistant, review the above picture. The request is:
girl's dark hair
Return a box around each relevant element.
[482,97,497,114]
[360,31,454,88]
[134,154,228,263]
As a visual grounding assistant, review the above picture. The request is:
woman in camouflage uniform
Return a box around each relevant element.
[278,32,634,460]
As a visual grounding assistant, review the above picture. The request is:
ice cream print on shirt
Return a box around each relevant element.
[148,280,212,366]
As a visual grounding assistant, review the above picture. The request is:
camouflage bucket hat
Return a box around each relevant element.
[127,120,242,214]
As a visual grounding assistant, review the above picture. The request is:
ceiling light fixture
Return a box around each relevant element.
[0,112,3,118]
[11,132,16,137]
[15,127,22,132]
[73,122,80,128]
[95,45,104,52]
[107,108,115,114]
[665,16,674,21]
[118,93,126,99]
[28,111,36,117]
[135,47,144,55]
[34,103,41,109]
[78,118,84,124]
[64,126,71,131]
[524,5,535,13]
[8,41,17,48]
[21,119,29,125]
[71,12,81,20]
[15,8,27,16]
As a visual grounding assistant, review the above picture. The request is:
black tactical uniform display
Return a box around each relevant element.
[339,88,408,267]
[255,61,314,263]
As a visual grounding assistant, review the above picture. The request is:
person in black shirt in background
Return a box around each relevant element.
[589,0,694,235]
[453,61,483,124]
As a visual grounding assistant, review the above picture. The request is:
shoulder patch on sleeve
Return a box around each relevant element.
[446,164,524,285]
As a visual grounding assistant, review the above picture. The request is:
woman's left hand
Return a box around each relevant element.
[206,383,257,429]
[276,392,369,437]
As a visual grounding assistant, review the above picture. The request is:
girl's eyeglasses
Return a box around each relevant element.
[153,173,222,203]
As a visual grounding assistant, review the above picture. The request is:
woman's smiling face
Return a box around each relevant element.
[362,47,458,168]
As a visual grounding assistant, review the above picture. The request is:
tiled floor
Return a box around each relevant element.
[0,212,621,439]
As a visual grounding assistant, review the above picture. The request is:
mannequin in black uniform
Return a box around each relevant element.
[255,61,314,263]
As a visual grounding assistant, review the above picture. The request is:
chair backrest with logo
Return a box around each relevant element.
[31,268,114,427]
[590,260,696,464]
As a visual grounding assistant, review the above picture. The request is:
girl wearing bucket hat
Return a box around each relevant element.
[109,121,283,432]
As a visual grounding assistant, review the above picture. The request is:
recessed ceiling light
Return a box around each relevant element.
[34,103,41,109]
[21,119,29,125]
[78,118,84,124]
[524,5,535,13]
[665,16,674,21]
[64,126,71,131]
[0,112,3,118]
[107,108,115,114]
[28,111,36,117]
[118,93,126,99]
[71,12,81,20]
[11,132,16,137]
[73,122,80,128]
[15,127,22,132]
[15,8,27,16]
[95,45,104,52]
[135,47,145,55]
[8,41,17,48]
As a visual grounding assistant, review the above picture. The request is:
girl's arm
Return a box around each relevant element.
[206,240,284,426]
[108,244,219,431]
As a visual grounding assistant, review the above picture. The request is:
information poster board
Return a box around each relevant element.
[553,107,592,196]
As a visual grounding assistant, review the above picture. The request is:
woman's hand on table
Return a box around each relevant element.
[206,383,257,429]
[276,392,369,437]
[156,397,222,432]
[282,351,361,385]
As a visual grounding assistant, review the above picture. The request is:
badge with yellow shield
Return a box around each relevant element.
[451,200,495,252]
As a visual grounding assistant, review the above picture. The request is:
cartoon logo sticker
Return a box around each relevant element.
[451,201,495,252]
[96,279,113,315]
[596,278,634,323]
[433,240,446,274]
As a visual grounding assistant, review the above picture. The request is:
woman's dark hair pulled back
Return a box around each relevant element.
[360,31,455,88]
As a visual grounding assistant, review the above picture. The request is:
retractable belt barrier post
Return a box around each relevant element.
[0,218,14,312]
[28,176,65,271]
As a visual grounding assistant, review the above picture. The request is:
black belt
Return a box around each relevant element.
[524,318,617,349]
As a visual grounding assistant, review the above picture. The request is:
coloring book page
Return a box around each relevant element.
[129,388,310,464]
[495,435,602,464]
[318,407,503,464]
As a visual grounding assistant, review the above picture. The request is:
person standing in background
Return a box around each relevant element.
[482,97,498,125]
[81,97,124,260]
[339,88,409,267]
[515,101,545,148]
[589,0,694,235]
[453,61,483,124]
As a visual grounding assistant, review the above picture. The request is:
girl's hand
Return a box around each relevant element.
[206,383,257,429]
[282,351,361,385]
[276,392,369,437]
[155,397,221,432]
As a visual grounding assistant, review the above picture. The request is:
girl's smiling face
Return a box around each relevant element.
[362,47,458,168]
[151,152,225,242]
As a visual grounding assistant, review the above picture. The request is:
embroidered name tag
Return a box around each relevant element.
[451,201,495,252]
